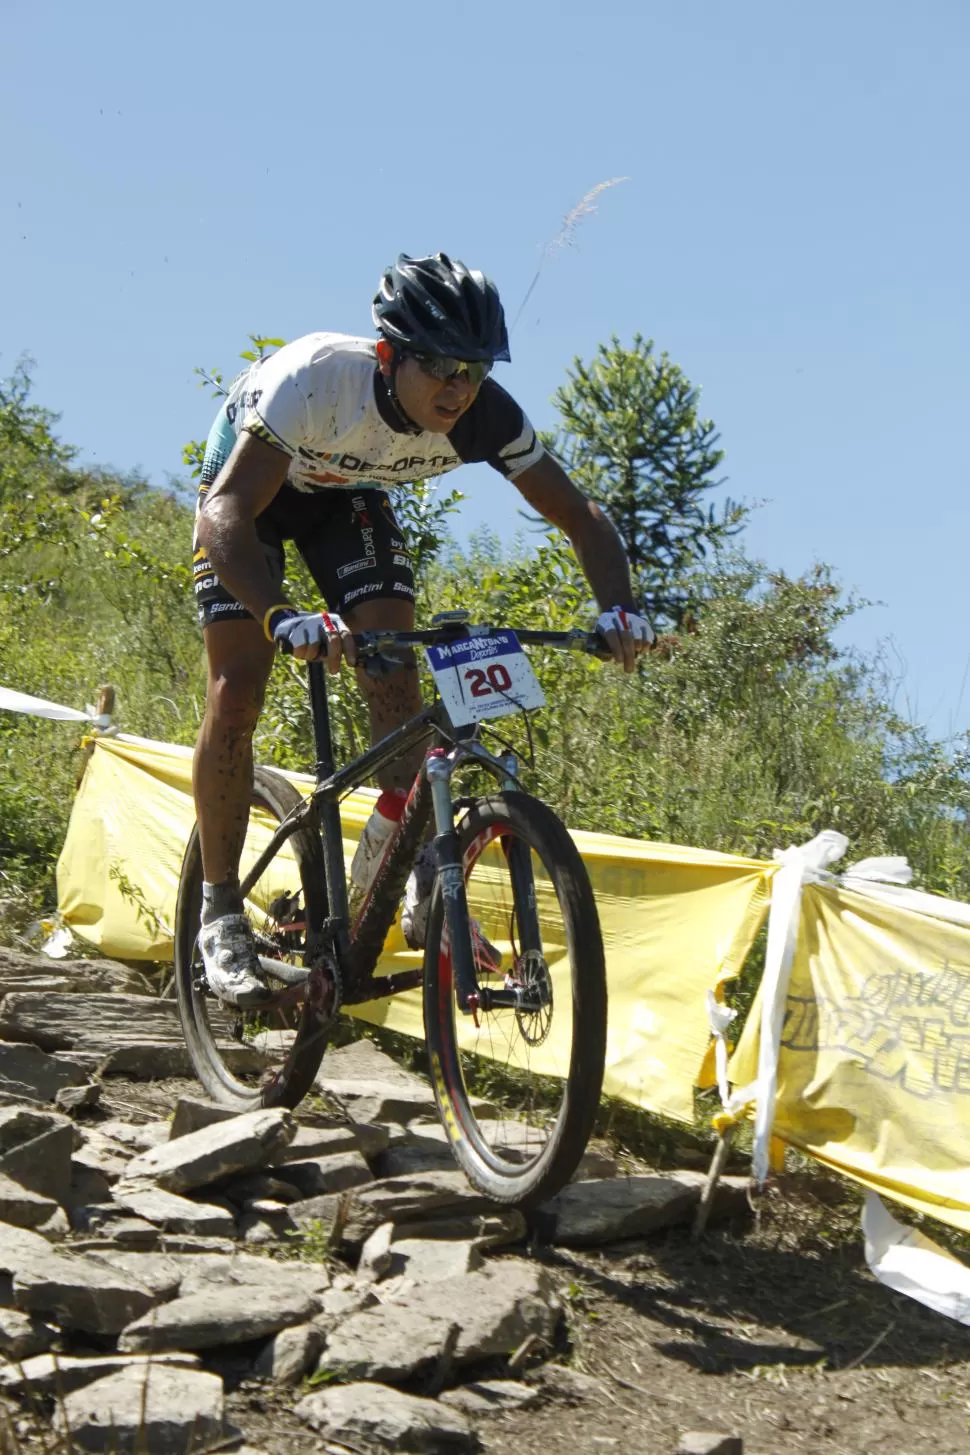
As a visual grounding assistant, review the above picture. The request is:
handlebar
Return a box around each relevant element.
[354,626,606,656]
[278,623,611,670]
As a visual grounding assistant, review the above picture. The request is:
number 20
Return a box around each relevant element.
[466,662,513,698]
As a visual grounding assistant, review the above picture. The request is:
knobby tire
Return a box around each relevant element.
[423,790,607,1206]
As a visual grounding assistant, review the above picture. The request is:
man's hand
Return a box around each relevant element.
[595,606,655,673]
[270,609,357,672]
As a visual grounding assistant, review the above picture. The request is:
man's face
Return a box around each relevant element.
[386,353,482,433]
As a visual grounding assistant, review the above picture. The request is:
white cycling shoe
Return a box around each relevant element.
[199,914,274,1008]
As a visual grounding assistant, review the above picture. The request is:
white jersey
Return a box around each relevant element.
[220,333,544,493]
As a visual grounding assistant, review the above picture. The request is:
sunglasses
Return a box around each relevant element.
[409,353,493,388]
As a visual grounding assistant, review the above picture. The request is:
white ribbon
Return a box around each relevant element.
[0,687,112,729]
[863,1193,970,1325]
[751,829,849,1183]
[706,989,737,1111]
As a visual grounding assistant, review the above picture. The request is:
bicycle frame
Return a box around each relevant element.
[237,657,532,1014]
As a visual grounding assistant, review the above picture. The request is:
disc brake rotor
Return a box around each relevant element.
[513,948,553,1046]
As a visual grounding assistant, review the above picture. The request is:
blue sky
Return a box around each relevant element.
[2,1,967,733]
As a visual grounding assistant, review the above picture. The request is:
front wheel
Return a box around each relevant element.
[174,766,332,1110]
[423,791,607,1206]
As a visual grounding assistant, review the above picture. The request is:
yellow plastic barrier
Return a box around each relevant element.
[56,733,773,1123]
[731,879,970,1232]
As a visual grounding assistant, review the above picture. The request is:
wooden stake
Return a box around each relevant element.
[75,684,116,789]
[692,1123,737,1240]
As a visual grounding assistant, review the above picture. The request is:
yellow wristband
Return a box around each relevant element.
[263,604,293,643]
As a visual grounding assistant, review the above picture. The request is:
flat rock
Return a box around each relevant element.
[98,1041,256,1078]
[316,1041,439,1122]
[54,1364,231,1454]
[289,1169,495,1251]
[0,1306,59,1360]
[83,1248,328,1302]
[372,1138,460,1179]
[0,1170,59,1227]
[0,948,154,997]
[73,1128,135,1182]
[1,1351,200,1399]
[441,1379,541,1413]
[112,1185,237,1237]
[170,1096,239,1139]
[98,1119,171,1153]
[273,1120,389,1162]
[390,1256,559,1364]
[320,1038,432,1091]
[539,1172,749,1247]
[357,1221,394,1282]
[37,1206,70,1240]
[70,1205,161,1244]
[0,1219,58,1258]
[401,1209,528,1251]
[0,1041,89,1103]
[119,1108,295,1193]
[0,992,263,1079]
[316,1303,458,1382]
[0,1122,75,1205]
[387,1236,484,1283]
[66,1161,113,1215]
[238,1208,296,1243]
[296,1380,476,1452]
[536,1363,605,1400]
[83,1251,184,1299]
[8,1247,162,1335]
[55,1081,102,1113]
[320,1257,558,1381]
[0,1211,163,1333]
[0,1102,75,1151]
[677,1435,744,1455]
[251,1320,325,1385]
[317,1284,379,1320]
[0,993,186,1054]
[173,1250,331,1299]
[69,1233,237,1255]
[118,1282,324,1352]
[315,1076,437,1125]
[276,1149,374,1198]
[576,1144,619,1180]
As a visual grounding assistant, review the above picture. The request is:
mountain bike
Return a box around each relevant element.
[174,614,608,1205]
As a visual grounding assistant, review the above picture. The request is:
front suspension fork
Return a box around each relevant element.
[426,747,543,1017]
[426,749,479,1015]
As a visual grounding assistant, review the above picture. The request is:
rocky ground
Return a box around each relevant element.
[0,945,967,1455]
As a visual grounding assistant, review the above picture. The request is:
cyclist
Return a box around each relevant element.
[192,252,653,1006]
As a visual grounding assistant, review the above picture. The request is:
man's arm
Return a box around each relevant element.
[196,431,292,624]
[511,453,649,671]
[512,453,638,609]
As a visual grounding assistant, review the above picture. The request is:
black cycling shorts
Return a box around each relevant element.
[193,481,415,629]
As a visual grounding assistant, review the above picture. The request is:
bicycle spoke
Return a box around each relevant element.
[425,792,606,1203]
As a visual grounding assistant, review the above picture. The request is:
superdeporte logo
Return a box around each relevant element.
[299,448,459,478]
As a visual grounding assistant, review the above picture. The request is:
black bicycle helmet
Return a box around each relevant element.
[373,252,511,363]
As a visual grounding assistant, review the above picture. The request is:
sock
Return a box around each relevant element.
[201,877,243,926]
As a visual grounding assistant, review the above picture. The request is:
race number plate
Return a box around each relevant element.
[425,630,545,727]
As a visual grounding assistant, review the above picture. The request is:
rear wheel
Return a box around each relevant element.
[423,791,607,1206]
[174,766,333,1110]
